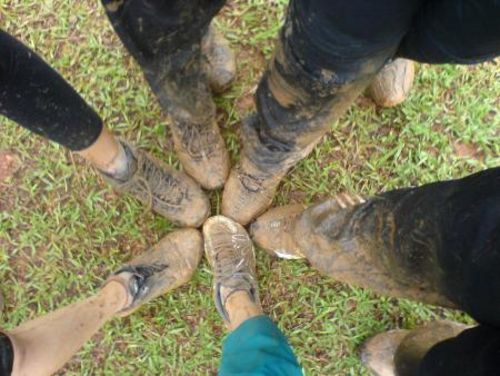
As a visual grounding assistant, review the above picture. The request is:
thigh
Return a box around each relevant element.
[398,0,500,64]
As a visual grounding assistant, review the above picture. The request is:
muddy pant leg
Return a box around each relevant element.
[0,30,102,151]
[245,0,423,172]
[219,316,302,376]
[296,168,500,311]
[416,326,500,376]
[397,0,500,64]
[101,0,225,123]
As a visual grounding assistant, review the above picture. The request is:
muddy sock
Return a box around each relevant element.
[0,334,14,376]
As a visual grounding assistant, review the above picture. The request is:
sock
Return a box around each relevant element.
[101,142,137,182]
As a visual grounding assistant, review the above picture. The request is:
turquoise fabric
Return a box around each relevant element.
[219,315,303,376]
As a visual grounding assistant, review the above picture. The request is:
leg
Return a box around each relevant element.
[203,216,302,375]
[0,229,202,376]
[222,0,423,224]
[0,30,209,226]
[101,0,231,189]
[252,167,500,312]
[361,322,500,376]
[397,0,500,64]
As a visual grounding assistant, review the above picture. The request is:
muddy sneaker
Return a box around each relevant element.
[367,58,415,108]
[100,141,210,227]
[251,194,364,259]
[106,229,203,316]
[250,203,307,259]
[170,118,230,190]
[221,156,284,226]
[203,216,261,324]
[202,22,236,94]
[361,321,469,376]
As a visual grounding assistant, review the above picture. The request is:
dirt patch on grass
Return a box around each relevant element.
[0,150,20,185]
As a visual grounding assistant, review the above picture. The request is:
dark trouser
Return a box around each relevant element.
[300,168,500,375]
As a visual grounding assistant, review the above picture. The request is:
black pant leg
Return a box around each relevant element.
[397,0,500,64]
[0,333,13,376]
[417,325,500,376]
[0,30,103,151]
[246,0,423,170]
[101,0,225,123]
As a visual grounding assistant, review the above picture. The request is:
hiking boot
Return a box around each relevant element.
[170,116,230,190]
[221,155,284,226]
[361,321,469,376]
[251,194,364,259]
[100,141,210,227]
[252,193,456,307]
[367,58,415,108]
[250,203,306,259]
[106,229,203,316]
[203,216,261,325]
[202,23,236,94]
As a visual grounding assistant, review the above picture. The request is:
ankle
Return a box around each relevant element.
[224,291,263,331]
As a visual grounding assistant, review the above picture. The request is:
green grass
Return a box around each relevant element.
[0,0,499,375]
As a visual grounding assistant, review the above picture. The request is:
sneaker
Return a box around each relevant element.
[367,58,415,108]
[106,229,203,316]
[203,216,261,324]
[100,141,210,227]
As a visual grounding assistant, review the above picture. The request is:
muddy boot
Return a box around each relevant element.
[203,216,261,325]
[102,1,229,190]
[367,58,415,108]
[361,321,469,376]
[100,140,210,227]
[202,22,236,94]
[108,228,203,316]
[252,191,456,307]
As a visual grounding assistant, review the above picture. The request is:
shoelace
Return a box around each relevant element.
[211,232,252,281]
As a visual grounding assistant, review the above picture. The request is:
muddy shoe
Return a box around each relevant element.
[100,141,210,227]
[251,194,364,259]
[203,216,261,324]
[221,156,283,225]
[361,321,469,376]
[106,229,203,316]
[170,118,229,190]
[367,58,415,108]
[251,203,307,259]
[201,22,236,94]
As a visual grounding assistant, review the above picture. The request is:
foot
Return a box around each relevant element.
[106,229,203,316]
[203,216,261,325]
[202,22,236,94]
[170,118,230,190]
[361,321,469,376]
[100,141,210,227]
[251,193,363,259]
[367,58,415,108]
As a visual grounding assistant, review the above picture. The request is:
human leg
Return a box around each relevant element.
[101,0,231,189]
[252,167,500,311]
[0,30,209,226]
[0,229,202,376]
[203,216,302,375]
[222,0,423,224]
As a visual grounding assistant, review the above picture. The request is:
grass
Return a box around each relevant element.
[0,0,499,375]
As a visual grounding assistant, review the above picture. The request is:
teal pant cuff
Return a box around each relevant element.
[219,315,302,376]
